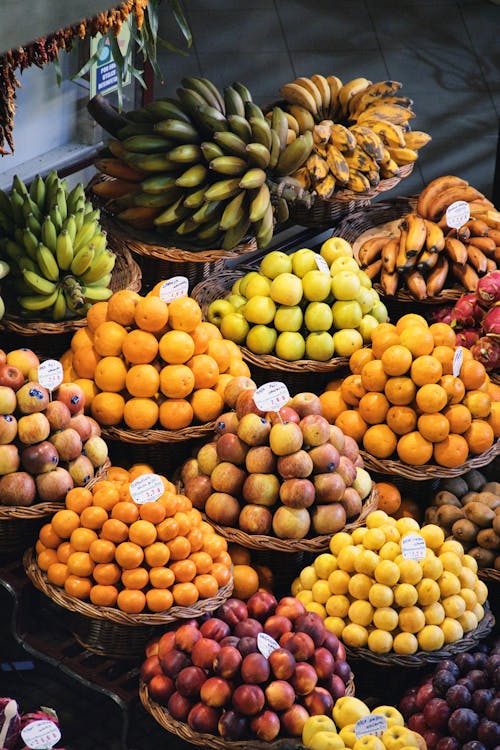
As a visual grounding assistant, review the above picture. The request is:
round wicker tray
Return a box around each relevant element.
[139,674,355,750]
[359,439,500,480]
[344,602,494,668]
[100,420,216,445]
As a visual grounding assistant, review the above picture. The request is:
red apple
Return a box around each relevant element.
[215,433,248,464]
[187,702,220,734]
[291,661,318,695]
[216,598,248,627]
[268,647,296,680]
[299,413,332,446]
[218,710,248,740]
[175,665,207,699]
[157,630,176,660]
[6,348,39,376]
[175,622,202,653]
[294,612,326,647]
[265,680,296,711]
[235,389,265,419]
[250,710,281,741]
[16,381,50,414]
[223,376,256,409]
[303,686,334,716]
[215,411,240,435]
[233,618,263,639]
[246,590,278,622]
[147,673,175,705]
[312,647,335,680]
[200,617,231,642]
[213,646,242,680]
[275,596,306,622]
[231,684,265,716]
[280,704,310,737]
[0,363,24,391]
[140,655,163,684]
[159,647,191,679]
[191,637,221,670]
[167,691,194,722]
[266,405,300,424]
[285,631,315,662]
[200,676,232,708]
[45,400,71,431]
[240,652,270,685]
[263,614,293,641]
[56,382,86,414]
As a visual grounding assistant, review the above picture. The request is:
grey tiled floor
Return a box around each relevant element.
[155,0,500,199]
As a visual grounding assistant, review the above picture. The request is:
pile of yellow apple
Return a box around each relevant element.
[292,510,488,655]
[302,697,427,750]
[205,236,388,361]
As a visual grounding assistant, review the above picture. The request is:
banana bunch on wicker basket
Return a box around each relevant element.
[89,78,315,250]
[278,75,431,196]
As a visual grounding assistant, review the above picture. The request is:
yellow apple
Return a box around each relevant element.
[305,332,334,361]
[320,236,354,265]
[259,250,292,279]
[302,715,338,746]
[274,305,303,332]
[270,272,303,306]
[275,331,306,361]
[292,248,319,277]
[371,706,404,728]
[302,269,332,301]
[243,295,276,325]
[332,696,370,729]
[245,325,277,354]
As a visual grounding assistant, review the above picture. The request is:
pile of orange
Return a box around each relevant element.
[34,464,232,614]
[319,314,500,468]
[61,284,251,431]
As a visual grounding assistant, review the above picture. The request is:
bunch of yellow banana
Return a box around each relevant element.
[278,74,431,195]
[356,206,499,300]
[89,77,314,249]
[0,171,115,320]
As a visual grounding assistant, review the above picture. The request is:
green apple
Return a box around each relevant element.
[244,273,272,298]
[302,269,332,302]
[356,286,377,314]
[239,271,261,297]
[291,248,318,278]
[246,325,278,354]
[371,301,389,323]
[332,300,363,329]
[320,236,353,265]
[220,312,250,344]
[243,295,276,325]
[270,273,303,306]
[329,257,360,276]
[331,270,361,301]
[274,305,304,332]
[275,331,306,361]
[304,301,334,332]
[357,269,373,289]
[259,250,292,279]
[226,293,247,311]
[207,298,234,326]
[332,328,363,357]
[305,331,335,361]
[358,314,379,343]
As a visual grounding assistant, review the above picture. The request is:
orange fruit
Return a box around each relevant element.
[159,399,193,430]
[90,391,125,426]
[371,325,400,359]
[411,355,443,386]
[433,433,469,468]
[172,581,199,606]
[194,573,219,599]
[144,542,170,567]
[146,589,174,613]
[37,548,58,571]
[128,464,154,481]
[190,389,224,423]
[186,527,204,552]
[460,359,487,390]
[361,360,389,392]
[90,584,119,607]
[92,482,120,511]
[168,297,202,332]
[232,564,260,600]
[487,401,500,437]
[375,482,401,515]
[123,398,159,430]
[349,348,375,374]
[129,519,157,547]
[196,321,223,342]
[64,575,92,600]
[72,346,101,379]
[70,527,98,552]
[462,390,491,419]
[187,354,219,389]
[47,562,69,587]
[67,551,95,578]
[203,533,227,558]
[71,327,94,352]
[399,326,435,357]
[228,359,251,377]
[334,410,368,443]
[443,403,472,434]
[167,536,191,561]
[318,390,348,422]
[210,562,232,586]
[89,539,116,564]
[139,501,166,525]
[190,324,210,355]
[134,295,169,333]
[432,346,456,375]
[56,541,74,564]
[429,322,457,348]
[396,314,428,333]
[386,405,417,435]
[384,377,416,406]
[80,505,108,531]
[121,567,150,589]
[418,412,450,442]
[207,339,232,373]
[340,374,367,406]
[93,321,128,357]
[381,345,413,376]
[157,517,180,542]
[149,566,175,589]
[107,466,130,482]
[170,559,197,582]
[94,356,128,392]
[122,329,159,364]
[363,424,397,458]
[463,419,495,454]
[116,589,146,613]
[123,364,160,399]
[415,383,448,413]
[51,509,81,539]
[106,289,141,326]
[173,511,191,537]
[158,330,195,364]
[86,302,109,333]
[488,383,500,403]
[39,523,63,550]
[65,487,93,514]
[214,373,234,401]
[115,541,145,569]
[92,562,121,585]
[100,518,129,544]
[358,392,390,424]
[439,375,465,405]
[111,501,140,524]
[74,378,99,410]
[159,364,195,399]
[396,431,433,466]
[190,551,214,574]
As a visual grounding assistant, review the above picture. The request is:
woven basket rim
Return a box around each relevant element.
[0,242,141,334]
[100,420,216,445]
[345,602,494,667]
[23,547,233,625]
[478,567,500,582]
[139,674,355,749]
[359,440,500,480]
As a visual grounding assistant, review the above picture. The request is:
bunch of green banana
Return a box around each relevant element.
[278,74,431,195]
[88,77,314,250]
[0,171,115,320]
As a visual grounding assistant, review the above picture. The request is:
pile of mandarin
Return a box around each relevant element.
[319,313,500,467]
[60,284,251,431]
[35,464,232,614]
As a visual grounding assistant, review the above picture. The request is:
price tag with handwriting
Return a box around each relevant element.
[401,533,426,560]
[253,382,290,413]
[21,720,61,749]
[257,632,280,658]
[452,346,463,378]
[446,201,470,230]
[130,473,164,504]
[37,360,63,392]
[355,715,387,739]
[159,276,189,302]
[315,253,330,274]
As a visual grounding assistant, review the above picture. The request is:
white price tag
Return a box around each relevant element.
[257,632,280,658]
[130,473,164,504]
[37,360,63,392]
[446,201,470,230]
[401,533,426,561]
[315,253,330,274]
[253,382,290,413]
[159,276,189,302]
[452,346,463,378]
[355,715,388,739]
[21,720,61,749]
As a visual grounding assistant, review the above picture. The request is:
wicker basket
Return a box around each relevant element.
[139,675,355,750]
[24,547,234,659]
[0,241,141,359]
[359,439,500,481]
[191,270,350,394]
[478,567,500,583]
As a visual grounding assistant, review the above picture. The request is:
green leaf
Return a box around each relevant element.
[168,0,192,45]
[53,55,63,87]
[71,35,107,80]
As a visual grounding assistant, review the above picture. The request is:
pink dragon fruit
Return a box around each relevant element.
[450,293,484,328]
[471,335,500,371]
[476,270,500,304]
[455,328,481,348]
[0,698,21,750]
[482,305,500,340]
[431,305,454,324]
